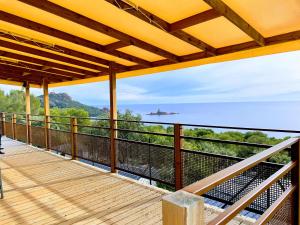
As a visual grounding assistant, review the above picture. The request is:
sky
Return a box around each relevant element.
[1,50,300,106]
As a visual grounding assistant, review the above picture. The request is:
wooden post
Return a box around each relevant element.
[174,123,183,190]
[1,112,5,136]
[109,63,117,173]
[43,80,50,150]
[12,113,16,139]
[71,117,78,160]
[26,114,31,144]
[25,82,31,144]
[291,141,300,225]
[162,190,205,225]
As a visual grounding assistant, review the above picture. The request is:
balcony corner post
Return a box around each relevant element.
[162,190,205,225]
[174,123,183,190]
[291,140,300,224]
[12,113,16,140]
[71,117,78,160]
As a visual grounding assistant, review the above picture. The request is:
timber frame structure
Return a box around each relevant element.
[0,0,299,87]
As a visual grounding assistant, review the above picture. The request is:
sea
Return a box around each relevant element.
[99,101,300,138]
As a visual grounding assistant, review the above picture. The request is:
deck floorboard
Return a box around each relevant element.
[0,138,166,225]
[0,137,254,225]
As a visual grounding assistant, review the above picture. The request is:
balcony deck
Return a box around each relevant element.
[0,137,254,225]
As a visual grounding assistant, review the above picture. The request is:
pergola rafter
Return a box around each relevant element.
[18,0,181,63]
[0,0,297,86]
[105,0,216,55]
[203,0,265,46]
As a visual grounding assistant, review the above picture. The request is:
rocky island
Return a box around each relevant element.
[146,109,178,116]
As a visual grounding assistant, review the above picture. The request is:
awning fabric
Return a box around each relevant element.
[0,0,299,87]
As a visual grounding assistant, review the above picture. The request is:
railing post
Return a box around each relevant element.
[26,114,31,144]
[174,123,183,190]
[45,115,50,150]
[1,113,5,136]
[12,113,16,140]
[71,117,78,160]
[291,140,300,225]
[162,190,205,225]
[110,119,117,173]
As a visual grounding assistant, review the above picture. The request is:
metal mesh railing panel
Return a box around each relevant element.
[76,133,110,166]
[31,126,45,148]
[49,129,71,155]
[15,124,27,143]
[266,194,294,225]
[182,150,290,214]
[116,139,175,185]
[5,121,13,138]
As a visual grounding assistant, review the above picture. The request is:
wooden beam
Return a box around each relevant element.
[0,60,85,79]
[105,0,216,55]
[0,39,109,72]
[0,49,98,77]
[0,32,128,71]
[170,9,221,31]
[0,64,72,82]
[109,63,117,173]
[104,41,129,52]
[203,0,265,46]
[19,0,180,62]
[0,71,42,84]
[0,11,151,67]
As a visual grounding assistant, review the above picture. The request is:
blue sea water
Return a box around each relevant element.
[113,101,300,138]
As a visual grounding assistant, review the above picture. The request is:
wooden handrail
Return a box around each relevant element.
[207,161,297,225]
[183,137,298,195]
[255,185,296,225]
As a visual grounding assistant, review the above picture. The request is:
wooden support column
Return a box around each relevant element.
[109,63,117,173]
[71,117,78,160]
[25,82,31,144]
[1,112,5,136]
[174,124,183,190]
[291,141,300,224]
[12,113,16,139]
[43,80,50,150]
[162,190,205,225]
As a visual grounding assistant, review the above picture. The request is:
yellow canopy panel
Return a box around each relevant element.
[0,0,298,87]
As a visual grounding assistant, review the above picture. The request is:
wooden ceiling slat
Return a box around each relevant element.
[0,64,73,81]
[19,0,180,62]
[0,67,64,83]
[169,9,221,31]
[0,39,109,72]
[0,49,99,77]
[0,33,128,72]
[105,0,216,55]
[203,0,265,46]
[0,11,151,67]
[0,61,86,79]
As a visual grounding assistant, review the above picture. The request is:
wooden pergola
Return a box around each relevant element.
[0,1,300,224]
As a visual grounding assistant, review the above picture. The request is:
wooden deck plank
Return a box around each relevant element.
[0,138,167,225]
[0,138,255,225]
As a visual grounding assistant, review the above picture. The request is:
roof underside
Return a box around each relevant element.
[0,0,299,87]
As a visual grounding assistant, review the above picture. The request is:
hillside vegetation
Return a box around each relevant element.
[0,89,291,164]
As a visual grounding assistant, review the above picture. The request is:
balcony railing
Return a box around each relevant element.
[0,112,299,224]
